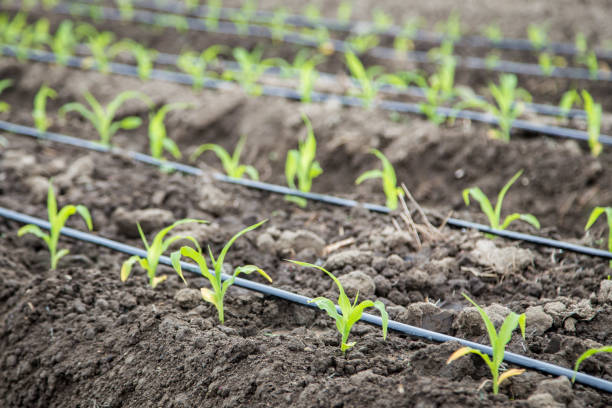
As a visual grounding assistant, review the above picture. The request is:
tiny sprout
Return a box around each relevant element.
[356,149,403,210]
[177,45,226,91]
[0,79,13,113]
[49,20,76,66]
[109,39,158,80]
[372,8,394,32]
[230,0,257,35]
[75,24,115,73]
[584,206,612,267]
[346,33,380,54]
[149,102,191,160]
[435,12,462,43]
[285,114,323,207]
[527,24,548,50]
[190,135,259,180]
[32,84,57,132]
[223,46,275,96]
[289,260,388,352]
[171,220,269,323]
[581,90,603,156]
[393,18,421,55]
[269,7,289,41]
[59,90,151,146]
[463,169,540,232]
[447,294,526,394]
[482,24,503,43]
[558,89,582,119]
[204,0,222,29]
[572,346,612,383]
[345,52,404,109]
[121,219,206,288]
[336,1,353,24]
[18,181,93,270]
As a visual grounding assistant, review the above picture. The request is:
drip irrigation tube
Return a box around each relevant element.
[2,119,612,264]
[2,45,611,147]
[41,2,612,82]
[0,206,610,393]
[85,0,612,61]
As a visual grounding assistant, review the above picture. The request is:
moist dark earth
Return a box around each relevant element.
[1,1,612,407]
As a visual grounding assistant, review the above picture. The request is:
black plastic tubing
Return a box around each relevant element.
[1,119,611,264]
[2,46,611,147]
[0,206,610,394]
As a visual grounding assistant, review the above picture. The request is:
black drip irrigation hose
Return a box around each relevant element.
[88,0,612,61]
[0,206,610,394]
[44,2,612,83]
[2,45,611,147]
[1,118,611,264]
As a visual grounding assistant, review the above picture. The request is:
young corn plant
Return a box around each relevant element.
[463,169,540,232]
[32,84,57,132]
[0,79,13,113]
[1,12,27,46]
[59,91,151,146]
[581,90,603,156]
[572,346,612,382]
[288,260,388,353]
[336,1,353,24]
[49,20,77,66]
[16,18,50,61]
[355,149,403,210]
[177,45,226,91]
[537,52,567,76]
[527,24,548,50]
[455,74,531,141]
[372,8,393,32]
[204,0,222,29]
[229,0,257,35]
[75,24,115,73]
[190,135,259,180]
[109,39,158,80]
[346,33,380,54]
[18,181,92,270]
[121,219,206,288]
[393,18,421,55]
[269,7,289,41]
[345,52,404,109]
[584,206,612,267]
[447,294,526,395]
[171,220,270,323]
[117,0,134,20]
[148,102,191,160]
[223,47,275,96]
[285,114,323,207]
[435,12,462,43]
[482,24,503,43]
[558,89,581,119]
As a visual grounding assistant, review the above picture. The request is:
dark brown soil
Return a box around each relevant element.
[1,1,612,407]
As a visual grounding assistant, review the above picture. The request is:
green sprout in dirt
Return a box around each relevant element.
[121,219,206,288]
[572,346,612,383]
[484,51,501,69]
[372,8,393,32]
[537,52,567,76]
[0,79,13,113]
[462,169,540,232]
[558,89,581,119]
[49,20,77,66]
[59,91,151,146]
[273,50,324,103]
[356,149,404,210]
[346,33,380,54]
[393,18,422,55]
[117,0,134,20]
[230,0,257,35]
[336,1,353,24]
[269,7,289,41]
[109,39,158,80]
[285,114,322,207]
[15,18,50,60]
[171,220,270,323]
[455,74,531,141]
[190,134,259,180]
[581,90,603,157]
[447,294,526,395]
[435,12,462,43]
[402,57,458,124]
[345,52,404,109]
[223,46,275,96]
[148,102,191,160]
[18,181,93,270]
[288,260,388,353]
[75,24,115,73]
[0,12,27,46]
[32,84,57,132]
[177,45,226,91]
[584,206,612,267]
[482,24,503,44]
[204,0,222,29]
[527,24,548,50]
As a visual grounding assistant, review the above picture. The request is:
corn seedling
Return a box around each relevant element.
[572,346,612,382]
[288,260,388,353]
[336,1,353,24]
[191,135,259,180]
[59,91,151,146]
[356,149,404,210]
[482,24,503,43]
[435,12,462,43]
[393,18,422,55]
[204,0,222,29]
[581,90,603,156]
[16,18,50,60]
[32,84,57,132]
[184,0,199,11]
[285,114,322,207]
[347,33,380,54]
[1,12,27,45]
[485,51,501,69]
[230,0,257,35]
[148,102,192,160]
[0,79,12,113]
[584,207,612,267]
[269,7,289,41]
[75,24,115,72]
[18,181,92,270]
[171,220,270,323]
[49,20,76,66]
[455,74,531,141]
[558,89,581,119]
[447,294,526,394]
[273,50,324,103]
[121,219,206,288]
[109,39,158,80]
[527,24,548,50]
[223,47,275,96]
[345,52,404,108]
[462,169,540,232]
[117,0,134,20]
[177,45,225,90]
[372,9,394,32]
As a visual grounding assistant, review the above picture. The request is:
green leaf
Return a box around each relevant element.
[573,346,612,382]
[355,169,383,185]
[308,297,341,320]
[495,170,523,221]
[121,255,142,282]
[215,220,267,272]
[54,248,70,265]
[585,207,606,231]
[75,204,93,230]
[17,224,49,241]
[463,294,498,350]
[463,187,497,228]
